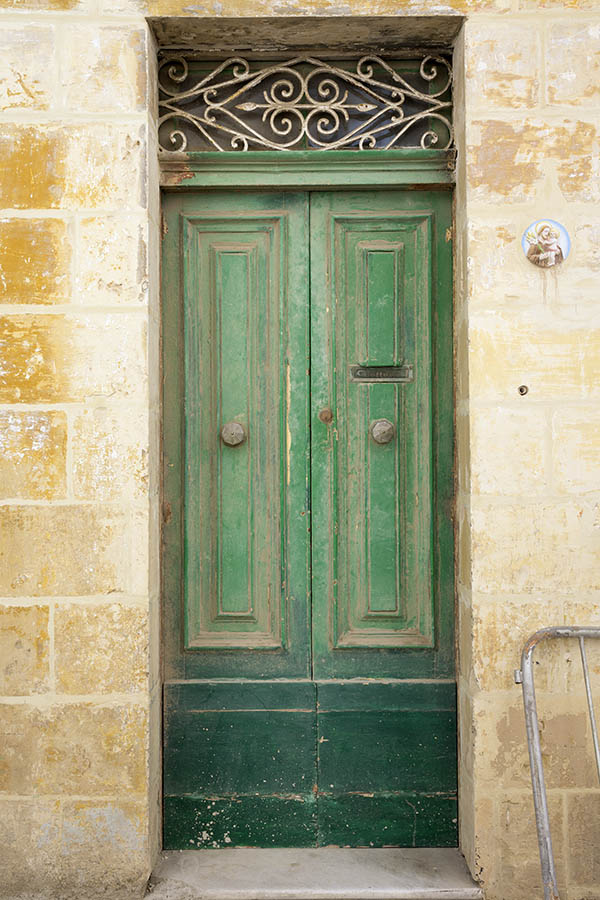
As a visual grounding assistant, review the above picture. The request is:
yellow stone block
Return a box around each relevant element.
[0,702,147,795]
[568,793,600,885]
[55,603,148,694]
[471,500,600,594]
[465,22,541,109]
[0,605,49,696]
[468,118,599,203]
[547,24,600,107]
[60,27,147,114]
[78,215,148,305]
[60,800,149,895]
[0,505,147,596]
[471,407,548,495]
[0,125,145,211]
[72,408,148,501]
[0,314,146,403]
[0,411,66,500]
[553,408,600,494]
[0,218,71,306]
[141,0,510,14]
[483,791,565,899]
[0,28,54,111]
[0,798,60,894]
[469,311,600,401]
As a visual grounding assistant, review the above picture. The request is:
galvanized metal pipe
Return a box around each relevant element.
[515,626,600,900]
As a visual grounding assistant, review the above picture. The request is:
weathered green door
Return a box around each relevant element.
[162,187,455,849]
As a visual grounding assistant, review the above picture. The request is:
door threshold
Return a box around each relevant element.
[147,848,483,900]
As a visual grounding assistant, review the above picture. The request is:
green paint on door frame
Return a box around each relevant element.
[160,148,455,189]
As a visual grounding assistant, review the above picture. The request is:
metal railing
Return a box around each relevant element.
[515,626,600,900]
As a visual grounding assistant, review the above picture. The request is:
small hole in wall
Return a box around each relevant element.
[518,385,529,396]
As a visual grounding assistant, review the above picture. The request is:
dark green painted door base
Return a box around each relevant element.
[162,187,455,849]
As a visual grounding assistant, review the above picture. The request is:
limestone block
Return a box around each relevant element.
[466,221,541,308]
[55,603,148,694]
[0,125,145,211]
[0,798,60,895]
[60,800,149,897]
[0,28,54,111]
[568,793,600,885]
[481,791,565,900]
[548,24,600,109]
[0,0,91,7]
[0,505,147,596]
[469,311,600,402]
[0,411,67,500]
[60,27,147,114]
[470,597,564,692]
[465,22,541,109]
[0,702,147,795]
[72,407,148,501]
[471,500,600,594]
[77,215,148,305]
[0,605,49,696]
[471,407,548,495]
[0,314,146,403]
[0,218,71,306]
[467,118,599,203]
[140,0,512,15]
[553,407,600,493]
[574,221,600,272]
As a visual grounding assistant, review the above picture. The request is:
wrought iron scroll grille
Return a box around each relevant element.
[158,54,453,152]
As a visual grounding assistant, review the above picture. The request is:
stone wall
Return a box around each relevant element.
[0,1,599,899]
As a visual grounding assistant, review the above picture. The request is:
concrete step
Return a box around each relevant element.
[148,848,483,900]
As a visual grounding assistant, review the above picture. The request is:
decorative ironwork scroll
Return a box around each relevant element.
[158,55,453,152]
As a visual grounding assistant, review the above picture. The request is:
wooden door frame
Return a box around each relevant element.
[160,151,456,846]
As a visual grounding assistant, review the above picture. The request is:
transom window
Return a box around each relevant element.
[158,54,453,152]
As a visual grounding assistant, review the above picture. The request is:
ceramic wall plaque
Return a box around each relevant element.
[522,219,570,268]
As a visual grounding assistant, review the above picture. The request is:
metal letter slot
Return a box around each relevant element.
[350,364,414,384]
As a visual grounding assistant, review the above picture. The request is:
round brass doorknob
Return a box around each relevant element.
[370,418,395,444]
[221,422,246,447]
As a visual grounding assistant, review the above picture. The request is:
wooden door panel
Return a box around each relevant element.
[162,191,311,681]
[310,190,454,679]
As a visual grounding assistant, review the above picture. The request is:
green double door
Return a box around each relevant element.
[162,187,455,849]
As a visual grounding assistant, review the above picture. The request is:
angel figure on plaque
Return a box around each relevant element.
[525,221,565,268]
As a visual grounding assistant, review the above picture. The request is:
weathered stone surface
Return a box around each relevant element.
[55,603,148,694]
[553,408,600,494]
[0,28,54,111]
[465,22,540,109]
[0,125,145,211]
[470,597,563,692]
[0,797,61,895]
[471,407,548,495]
[61,27,147,113]
[72,407,148,501]
[0,315,146,403]
[568,792,600,885]
[60,800,150,897]
[0,505,147,596]
[547,24,600,107]
[0,410,67,499]
[0,218,71,306]
[0,605,49,696]
[77,215,148,305]
[574,221,600,272]
[468,118,599,203]
[0,702,147,794]
[469,311,600,401]
[471,500,600,594]
[142,0,511,14]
